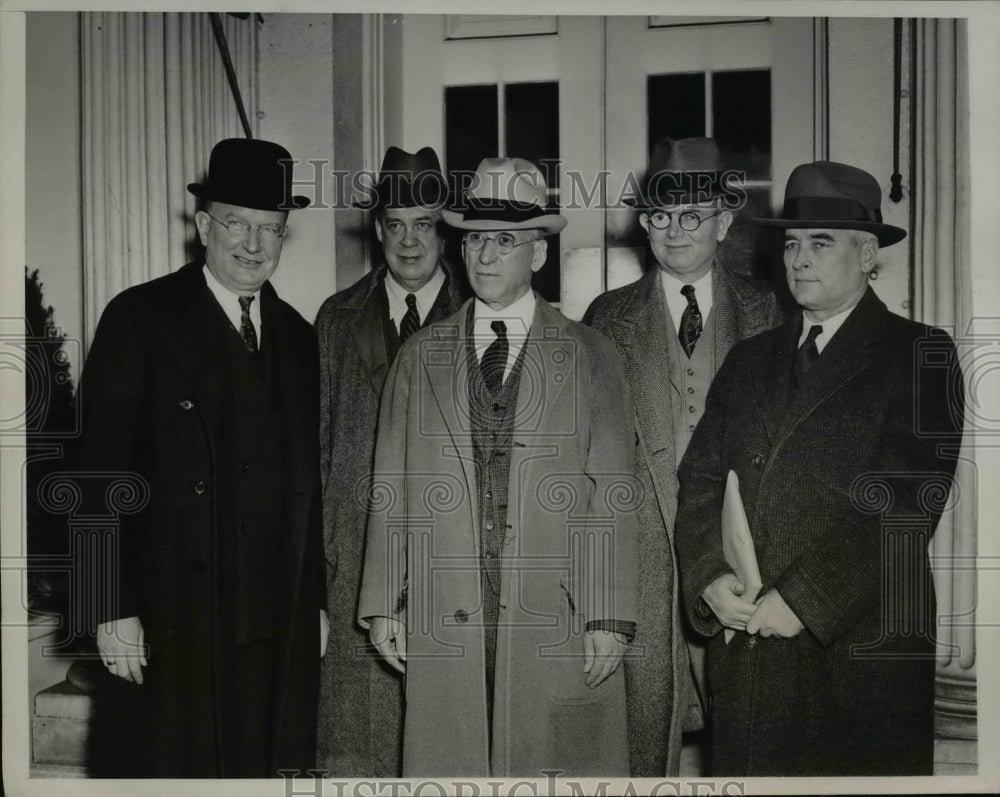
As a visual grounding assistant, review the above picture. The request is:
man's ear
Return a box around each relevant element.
[639,213,650,234]
[859,237,879,274]
[531,238,548,272]
[374,216,384,246]
[715,209,735,242]
[194,210,211,247]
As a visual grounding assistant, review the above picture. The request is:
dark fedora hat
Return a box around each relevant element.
[187,138,310,211]
[626,136,730,209]
[755,161,906,247]
[355,146,449,210]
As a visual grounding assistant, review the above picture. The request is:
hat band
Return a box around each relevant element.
[783,197,883,224]
[457,201,550,224]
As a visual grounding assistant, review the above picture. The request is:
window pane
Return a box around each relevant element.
[445,84,499,194]
[647,73,705,148]
[712,69,771,179]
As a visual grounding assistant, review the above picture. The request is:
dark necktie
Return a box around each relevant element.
[794,324,824,385]
[238,295,258,355]
[399,293,420,343]
[679,284,703,357]
[481,320,508,394]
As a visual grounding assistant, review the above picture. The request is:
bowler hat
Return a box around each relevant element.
[626,137,730,209]
[356,146,449,210]
[187,138,310,211]
[755,161,906,247]
[443,157,567,235]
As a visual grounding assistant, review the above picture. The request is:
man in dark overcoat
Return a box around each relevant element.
[77,138,326,777]
[315,146,467,776]
[358,158,639,777]
[584,137,783,775]
[675,161,965,775]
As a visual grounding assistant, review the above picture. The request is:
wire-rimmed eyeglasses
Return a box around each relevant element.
[462,231,537,256]
[646,209,721,231]
[205,212,287,241]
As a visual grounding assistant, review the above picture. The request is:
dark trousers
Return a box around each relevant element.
[222,639,276,777]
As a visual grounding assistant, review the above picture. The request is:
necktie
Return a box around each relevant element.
[679,284,703,357]
[794,324,823,385]
[481,320,508,394]
[399,293,420,343]
[238,295,258,355]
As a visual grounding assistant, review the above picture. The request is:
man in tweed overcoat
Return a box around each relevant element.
[675,161,965,775]
[315,146,467,776]
[584,137,782,775]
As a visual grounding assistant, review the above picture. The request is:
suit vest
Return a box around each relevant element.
[664,304,717,464]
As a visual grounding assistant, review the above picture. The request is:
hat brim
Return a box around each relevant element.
[442,209,567,235]
[188,183,311,211]
[754,217,906,247]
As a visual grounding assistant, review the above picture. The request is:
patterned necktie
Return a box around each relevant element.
[794,324,824,385]
[481,320,508,394]
[678,284,703,357]
[399,293,420,343]
[238,295,258,355]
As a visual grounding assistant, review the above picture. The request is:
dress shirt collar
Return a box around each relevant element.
[384,264,446,329]
[800,300,859,354]
[472,288,537,380]
[660,266,713,336]
[203,264,262,342]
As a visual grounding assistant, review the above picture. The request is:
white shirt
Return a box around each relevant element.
[473,288,537,384]
[384,267,445,333]
[800,301,859,354]
[661,268,713,336]
[203,264,262,344]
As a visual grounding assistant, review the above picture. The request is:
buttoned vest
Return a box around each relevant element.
[664,304,717,464]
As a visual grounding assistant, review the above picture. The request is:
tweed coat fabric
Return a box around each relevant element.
[315,261,467,776]
[675,288,965,776]
[583,261,782,776]
[75,261,324,777]
[357,297,639,777]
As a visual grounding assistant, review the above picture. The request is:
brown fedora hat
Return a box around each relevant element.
[187,138,310,211]
[626,136,729,209]
[355,146,449,210]
[755,161,906,247]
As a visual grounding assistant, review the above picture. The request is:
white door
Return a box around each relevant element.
[395,14,819,318]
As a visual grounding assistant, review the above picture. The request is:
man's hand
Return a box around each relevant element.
[746,589,804,638]
[97,616,148,684]
[369,616,406,674]
[702,573,757,630]
[583,630,627,688]
[320,609,330,658]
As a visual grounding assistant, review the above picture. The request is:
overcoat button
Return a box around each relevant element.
[191,560,206,574]
[752,454,764,467]
[747,635,758,648]
[179,400,194,410]
[485,520,495,531]
[454,609,469,623]
[240,462,249,473]
[193,480,207,495]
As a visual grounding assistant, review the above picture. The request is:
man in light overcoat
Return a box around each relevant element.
[359,158,639,777]
[315,146,467,776]
[675,161,965,775]
[584,137,783,775]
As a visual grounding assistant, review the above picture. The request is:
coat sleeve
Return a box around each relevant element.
[356,347,411,628]
[73,292,151,627]
[775,333,965,647]
[581,333,639,627]
[675,345,746,639]
[314,302,338,582]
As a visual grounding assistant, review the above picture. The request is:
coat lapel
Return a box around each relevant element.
[350,270,391,395]
[608,268,679,528]
[712,261,739,368]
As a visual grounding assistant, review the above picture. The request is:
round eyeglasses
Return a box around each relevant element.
[462,231,536,256]
[206,212,287,241]
[646,209,721,232]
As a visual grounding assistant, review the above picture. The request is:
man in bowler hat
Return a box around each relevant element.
[584,137,783,775]
[358,158,638,776]
[675,161,964,775]
[77,138,326,776]
[314,146,467,776]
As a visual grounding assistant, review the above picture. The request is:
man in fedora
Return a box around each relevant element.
[674,161,965,775]
[75,138,326,776]
[358,157,638,776]
[583,136,783,775]
[314,145,467,776]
